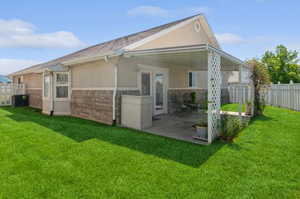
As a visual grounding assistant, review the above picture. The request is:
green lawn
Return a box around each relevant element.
[222,103,246,112]
[0,106,299,199]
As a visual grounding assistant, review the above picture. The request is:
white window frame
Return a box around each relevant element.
[138,71,153,96]
[188,71,198,88]
[54,72,70,101]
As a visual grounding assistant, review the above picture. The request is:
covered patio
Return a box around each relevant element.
[121,44,253,144]
[144,110,251,145]
[145,112,207,145]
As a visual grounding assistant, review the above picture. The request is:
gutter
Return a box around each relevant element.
[61,51,118,66]
[113,62,118,122]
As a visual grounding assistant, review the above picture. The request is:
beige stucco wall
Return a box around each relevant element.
[169,67,188,88]
[117,58,139,88]
[13,73,43,89]
[169,69,238,89]
[134,19,215,50]
[71,59,115,88]
[116,58,239,89]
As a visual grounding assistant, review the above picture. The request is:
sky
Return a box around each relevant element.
[0,0,299,75]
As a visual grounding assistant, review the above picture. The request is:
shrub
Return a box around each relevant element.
[220,115,243,141]
[247,59,271,116]
[190,92,196,104]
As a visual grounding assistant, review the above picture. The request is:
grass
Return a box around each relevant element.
[0,106,299,199]
[222,103,246,112]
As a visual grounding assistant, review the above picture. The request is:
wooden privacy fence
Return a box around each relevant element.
[228,82,300,112]
[262,82,300,111]
[0,84,25,106]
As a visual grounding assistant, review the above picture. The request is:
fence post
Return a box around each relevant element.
[289,80,293,110]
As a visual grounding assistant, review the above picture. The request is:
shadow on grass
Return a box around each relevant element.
[3,107,226,168]
[247,114,274,125]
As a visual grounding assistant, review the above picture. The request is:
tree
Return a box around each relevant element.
[262,45,300,83]
[247,59,271,116]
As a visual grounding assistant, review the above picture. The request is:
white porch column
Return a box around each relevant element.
[207,50,221,144]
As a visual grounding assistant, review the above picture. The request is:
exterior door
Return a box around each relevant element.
[139,65,168,116]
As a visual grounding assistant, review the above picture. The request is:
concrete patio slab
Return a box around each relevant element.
[144,112,209,145]
[142,111,252,145]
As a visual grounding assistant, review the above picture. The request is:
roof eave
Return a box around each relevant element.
[124,44,245,66]
[61,51,120,66]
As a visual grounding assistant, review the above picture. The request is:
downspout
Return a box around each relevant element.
[113,62,118,123]
[104,55,119,124]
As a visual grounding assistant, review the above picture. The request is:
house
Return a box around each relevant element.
[10,14,250,143]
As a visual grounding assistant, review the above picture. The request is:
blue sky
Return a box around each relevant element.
[0,0,299,74]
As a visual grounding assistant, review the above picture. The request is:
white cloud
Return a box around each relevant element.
[128,6,169,17]
[0,58,42,75]
[215,33,244,44]
[0,19,34,35]
[127,6,209,18]
[176,7,210,16]
[0,19,85,49]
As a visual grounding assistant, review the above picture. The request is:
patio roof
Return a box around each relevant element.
[123,44,246,71]
[60,44,246,73]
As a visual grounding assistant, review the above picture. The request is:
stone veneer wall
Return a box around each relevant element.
[168,88,230,113]
[26,89,43,109]
[71,90,114,125]
[115,90,140,125]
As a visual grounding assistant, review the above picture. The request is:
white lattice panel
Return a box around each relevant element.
[207,51,221,143]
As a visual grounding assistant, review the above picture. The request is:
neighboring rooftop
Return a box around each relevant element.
[11,14,203,76]
[0,75,11,83]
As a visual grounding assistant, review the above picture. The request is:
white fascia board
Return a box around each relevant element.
[61,52,117,66]
[123,15,202,51]
[124,44,208,56]
[10,68,43,76]
[207,45,245,66]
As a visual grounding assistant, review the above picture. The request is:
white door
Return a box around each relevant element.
[139,65,168,116]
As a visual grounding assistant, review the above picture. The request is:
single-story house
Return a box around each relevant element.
[9,14,250,142]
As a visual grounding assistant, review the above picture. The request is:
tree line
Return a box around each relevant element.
[260,45,300,84]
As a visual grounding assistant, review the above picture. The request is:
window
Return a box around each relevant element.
[55,73,69,99]
[188,71,198,88]
[141,72,151,96]
[17,76,23,84]
[44,75,50,98]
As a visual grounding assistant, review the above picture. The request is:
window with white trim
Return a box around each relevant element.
[188,71,198,88]
[141,72,151,96]
[55,72,69,99]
